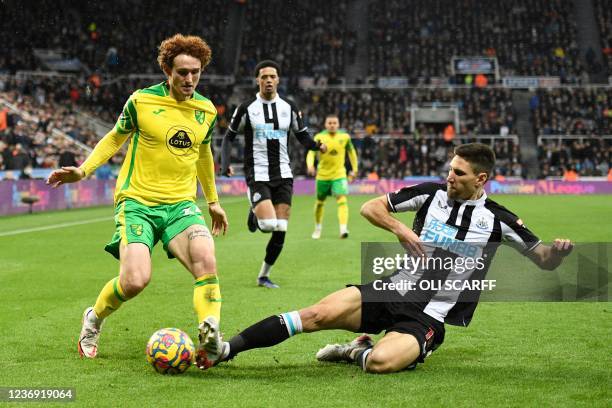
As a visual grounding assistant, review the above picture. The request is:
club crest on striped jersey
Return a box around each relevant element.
[475,217,489,230]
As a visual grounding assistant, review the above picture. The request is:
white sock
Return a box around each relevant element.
[258,261,272,279]
[314,224,322,231]
[340,224,348,234]
[279,311,303,336]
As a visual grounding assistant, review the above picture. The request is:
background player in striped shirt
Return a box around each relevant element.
[307,114,358,239]
[46,34,228,369]
[203,143,573,373]
[221,61,326,288]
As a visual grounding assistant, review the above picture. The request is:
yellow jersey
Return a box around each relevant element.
[82,82,218,206]
[307,130,358,180]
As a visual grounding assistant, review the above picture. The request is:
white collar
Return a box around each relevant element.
[256,93,278,103]
[454,190,487,205]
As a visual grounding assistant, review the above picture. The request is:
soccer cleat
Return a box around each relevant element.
[78,307,102,358]
[196,316,224,370]
[339,225,349,239]
[257,277,280,289]
[316,334,373,363]
[247,208,258,233]
[311,228,322,239]
[340,231,349,239]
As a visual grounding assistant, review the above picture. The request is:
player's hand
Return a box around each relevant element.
[46,166,85,188]
[551,238,573,257]
[347,171,355,182]
[223,166,234,177]
[396,226,426,258]
[318,143,327,153]
[208,202,228,236]
[307,167,316,177]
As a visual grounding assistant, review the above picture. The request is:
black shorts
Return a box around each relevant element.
[354,282,446,368]
[248,179,293,207]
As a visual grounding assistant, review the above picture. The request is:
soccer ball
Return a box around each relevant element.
[146,328,195,374]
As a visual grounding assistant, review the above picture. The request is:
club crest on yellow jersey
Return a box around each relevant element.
[195,110,205,125]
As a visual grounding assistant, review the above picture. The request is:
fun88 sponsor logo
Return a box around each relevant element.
[255,124,286,140]
[422,219,480,258]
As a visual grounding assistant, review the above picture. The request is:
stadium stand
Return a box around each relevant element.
[0,0,609,180]
[368,0,584,83]
[531,87,612,135]
[0,0,230,75]
[594,0,612,76]
[236,0,355,81]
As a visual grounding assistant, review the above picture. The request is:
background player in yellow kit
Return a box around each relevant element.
[307,115,358,239]
[46,34,228,369]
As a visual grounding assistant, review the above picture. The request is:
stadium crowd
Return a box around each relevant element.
[301,87,515,136]
[595,0,612,76]
[0,89,102,178]
[368,0,587,83]
[0,0,229,75]
[237,0,355,82]
[538,137,611,178]
[1,0,610,180]
[531,87,612,135]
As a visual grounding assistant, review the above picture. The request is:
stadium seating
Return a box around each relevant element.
[0,0,229,75]
[531,87,612,135]
[368,0,584,83]
[300,87,515,135]
[237,0,354,81]
[1,1,610,179]
[595,0,612,75]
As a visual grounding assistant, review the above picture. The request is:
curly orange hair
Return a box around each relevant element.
[157,34,212,71]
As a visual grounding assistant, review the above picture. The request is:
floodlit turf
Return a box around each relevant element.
[1,194,610,407]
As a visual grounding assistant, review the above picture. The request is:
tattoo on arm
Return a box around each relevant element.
[188,228,212,240]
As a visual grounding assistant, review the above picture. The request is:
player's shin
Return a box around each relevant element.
[337,196,348,235]
[193,274,222,323]
[259,230,286,279]
[93,276,127,320]
[314,199,325,225]
[226,311,302,359]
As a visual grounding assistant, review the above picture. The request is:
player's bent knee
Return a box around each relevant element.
[299,304,332,331]
[121,274,150,297]
[365,350,401,374]
[366,347,408,374]
[258,218,277,232]
[191,257,217,276]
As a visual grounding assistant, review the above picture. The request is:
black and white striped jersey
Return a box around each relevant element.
[222,93,318,184]
[385,182,541,327]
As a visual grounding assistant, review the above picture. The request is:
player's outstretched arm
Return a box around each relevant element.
[46,127,128,188]
[360,196,425,256]
[526,239,574,270]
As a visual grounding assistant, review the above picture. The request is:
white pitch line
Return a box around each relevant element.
[0,196,249,237]
[0,216,112,237]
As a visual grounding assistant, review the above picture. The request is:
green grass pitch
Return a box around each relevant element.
[1,194,610,407]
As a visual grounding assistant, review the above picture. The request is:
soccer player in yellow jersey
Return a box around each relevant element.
[46,34,228,369]
[307,115,358,239]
